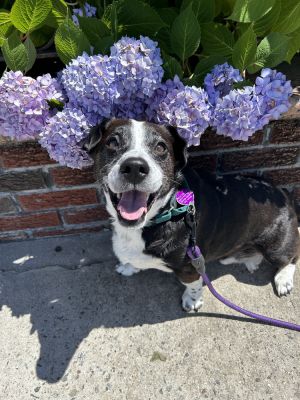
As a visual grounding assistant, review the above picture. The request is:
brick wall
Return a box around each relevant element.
[0,102,299,242]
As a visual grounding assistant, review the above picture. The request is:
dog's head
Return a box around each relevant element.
[85,119,187,228]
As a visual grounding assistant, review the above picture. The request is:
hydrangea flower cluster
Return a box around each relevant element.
[72,2,97,26]
[61,53,115,125]
[212,87,262,140]
[204,63,243,105]
[39,108,93,169]
[150,80,211,146]
[0,71,64,141]
[211,68,293,140]
[255,68,292,122]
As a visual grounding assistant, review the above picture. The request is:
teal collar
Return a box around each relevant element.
[148,178,192,226]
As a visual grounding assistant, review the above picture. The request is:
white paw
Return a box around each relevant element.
[115,263,140,277]
[245,262,260,274]
[182,289,203,313]
[275,275,294,296]
[274,264,295,296]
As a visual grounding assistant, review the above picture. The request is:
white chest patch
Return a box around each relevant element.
[112,224,172,273]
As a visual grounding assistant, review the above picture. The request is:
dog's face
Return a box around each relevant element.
[85,119,187,228]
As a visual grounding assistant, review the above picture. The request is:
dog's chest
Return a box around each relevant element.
[112,227,172,273]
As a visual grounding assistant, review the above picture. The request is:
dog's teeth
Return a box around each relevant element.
[117,193,121,200]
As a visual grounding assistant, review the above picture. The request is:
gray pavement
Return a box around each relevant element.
[0,231,299,400]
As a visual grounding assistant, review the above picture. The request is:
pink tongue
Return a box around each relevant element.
[117,190,148,221]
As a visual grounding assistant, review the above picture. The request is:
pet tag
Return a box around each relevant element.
[176,189,194,206]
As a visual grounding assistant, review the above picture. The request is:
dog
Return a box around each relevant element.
[84,118,300,312]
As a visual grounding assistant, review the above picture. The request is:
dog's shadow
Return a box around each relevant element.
[0,249,275,383]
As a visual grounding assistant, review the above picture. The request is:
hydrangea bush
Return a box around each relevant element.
[0,36,293,169]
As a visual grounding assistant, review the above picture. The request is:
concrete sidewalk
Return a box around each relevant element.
[0,231,299,400]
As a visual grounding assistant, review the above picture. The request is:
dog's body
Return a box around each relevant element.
[86,118,300,312]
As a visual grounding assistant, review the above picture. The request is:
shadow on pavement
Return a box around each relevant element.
[0,252,276,383]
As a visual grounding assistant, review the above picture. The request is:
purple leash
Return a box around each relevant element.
[187,245,300,332]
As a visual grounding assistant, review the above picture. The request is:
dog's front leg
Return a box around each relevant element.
[175,268,203,312]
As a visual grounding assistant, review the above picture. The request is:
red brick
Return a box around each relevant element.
[196,129,263,151]
[32,225,105,238]
[263,168,300,186]
[270,119,300,144]
[220,147,299,172]
[0,196,17,213]
[51,166,95,187]
[0,211,60,232]
[0,141,55,168]
[18,188,99,211]
[63,206,109,225]
[0,170,46,191]
[189,154,217,172]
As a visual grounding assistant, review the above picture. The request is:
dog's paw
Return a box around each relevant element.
[182,289,203,313]
[274,264,295,296]
[115,263,140,277]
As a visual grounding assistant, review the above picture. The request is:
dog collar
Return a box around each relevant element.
[149,179,195,225]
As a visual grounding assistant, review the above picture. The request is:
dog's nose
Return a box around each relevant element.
[120,157,150,183]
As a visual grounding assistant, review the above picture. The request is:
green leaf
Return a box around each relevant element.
[194,55,226,86]
[272,0,300,34]
[93,36,114,55]
[78,16,110,45]
[47,98,64,111]
[155,27,171,53]
[253,0,281,36]
[170,5,201,61]
[232,26,257,71]
[23,36,36,72]
[117,0,166,36]
[233,79,253,89]
[248,32,289,73]
[10,0,52,33]
[201,22,234,57]
[54,18,91,64]
[1,30,29,71]
[0,9,13,45]
[285,27,300,63]
[181,0,215,23]
[110,0,118,41]
[45,0,68,28]
[229,0,275,23]
[156,7,178,26]
[163,53,183,79]
[30,25,54,47]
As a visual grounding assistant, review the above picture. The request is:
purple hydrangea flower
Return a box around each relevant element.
[204,63,243,105]
[110,36,164,104]
[145,75,184,122]
[152,82,211,146]
[61,52,116,124]
[255,68,292,124]
[39,108,93,169]
[72,2,97,26]
[0,71,64,141]
[212,87,263,141]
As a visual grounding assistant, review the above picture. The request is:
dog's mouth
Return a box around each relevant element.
[109,189,157,223]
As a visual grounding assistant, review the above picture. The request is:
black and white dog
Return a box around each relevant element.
[85,118,300,312]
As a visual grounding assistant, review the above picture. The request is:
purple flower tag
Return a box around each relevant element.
[176,189,194,206]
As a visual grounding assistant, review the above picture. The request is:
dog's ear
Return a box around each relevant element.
[166,125,188,170]
[83,119,109,152]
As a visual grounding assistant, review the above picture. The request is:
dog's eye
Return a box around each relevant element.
[155,142,167,155]
[106,136,119,150]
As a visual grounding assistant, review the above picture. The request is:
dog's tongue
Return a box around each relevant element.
[117,190,148,221]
